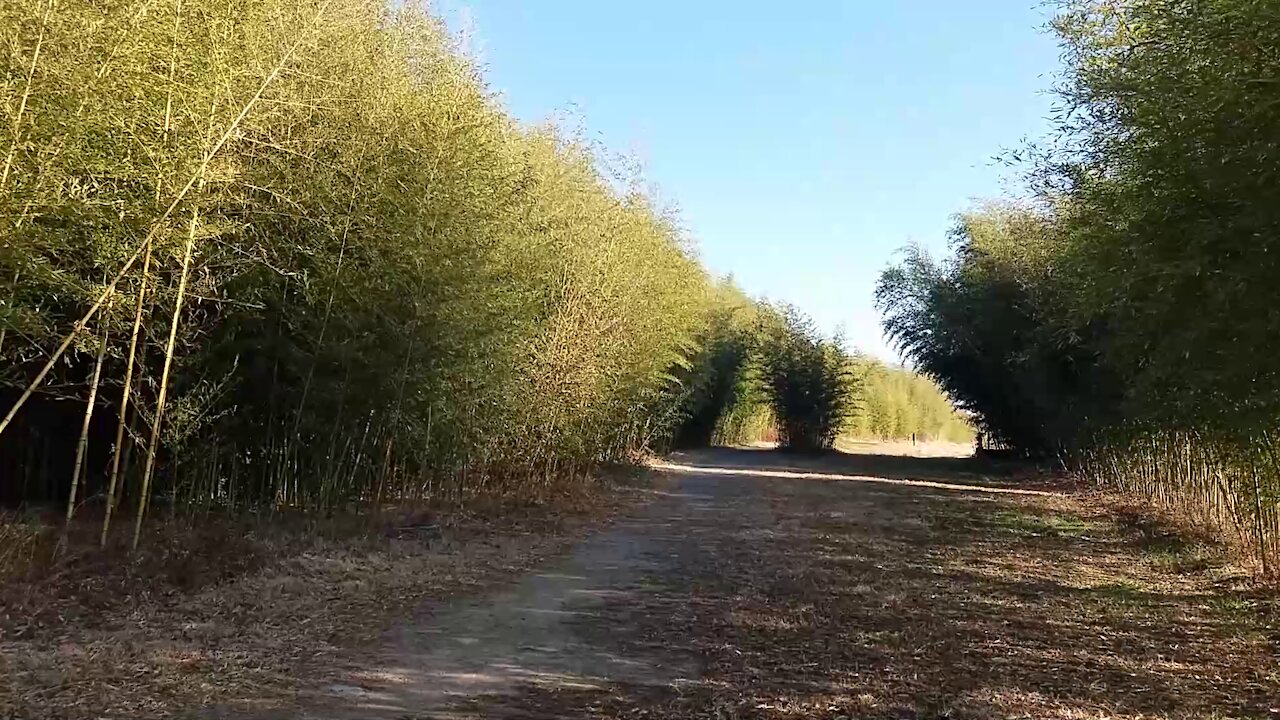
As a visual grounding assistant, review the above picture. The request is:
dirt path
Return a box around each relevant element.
[243,448,1279,720]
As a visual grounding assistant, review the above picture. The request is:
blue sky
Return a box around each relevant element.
[439,1,1062,361]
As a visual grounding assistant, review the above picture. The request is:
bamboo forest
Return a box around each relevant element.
[877,0,1280,575]
[3,1,1278,719]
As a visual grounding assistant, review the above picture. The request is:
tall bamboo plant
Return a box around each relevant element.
[0,0,731,540]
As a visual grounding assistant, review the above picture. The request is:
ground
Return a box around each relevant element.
[5,445,1279,719]
[232,446,1277,719]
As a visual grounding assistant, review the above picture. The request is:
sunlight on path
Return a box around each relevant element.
[652,461,1059,496]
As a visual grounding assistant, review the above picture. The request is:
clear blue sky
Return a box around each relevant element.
[439,1,1062,361]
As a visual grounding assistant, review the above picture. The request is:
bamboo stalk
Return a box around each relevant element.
[163,0,184,137]
[322,360,353,500]
[132,206,200,551]
[0,270,18,357]
[373,436,393,521]
[293,199,354,435]
[1,0,54,192]
[373,325,416,514]
[66,300,112,525]
[265,279,289,505]
[101,240,153,546]
[1250,458,1269,576]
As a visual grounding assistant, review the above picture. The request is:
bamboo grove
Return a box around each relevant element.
[877,0,1280,574]
[844,358,973,444]
[673,292,857,453]
[0,0,699,539]
[677,294,965,450]
[0,0,865,546]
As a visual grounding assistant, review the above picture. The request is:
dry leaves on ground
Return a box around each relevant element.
[0,474,644,720]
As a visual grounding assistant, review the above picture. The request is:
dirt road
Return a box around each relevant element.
[250,448,1278,719]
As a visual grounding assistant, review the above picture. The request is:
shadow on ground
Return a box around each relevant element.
[250,447,1279,720]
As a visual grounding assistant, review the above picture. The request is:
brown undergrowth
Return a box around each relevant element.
[0,470,646,720]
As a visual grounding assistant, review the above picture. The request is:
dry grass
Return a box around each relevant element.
[9,450,1278,719]
[447,448,1280,719]
[0,472,645,720]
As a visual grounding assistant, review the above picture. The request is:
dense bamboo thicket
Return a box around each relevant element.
[755,306,855,451]
[669,281,760,448]
[0,0,715,542]
[671,299,856,452]
[844,357,973,443]
[694,325,973,449]
[877,0,1280,574]
[673,299,961,452]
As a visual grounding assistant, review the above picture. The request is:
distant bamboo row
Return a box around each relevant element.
[674,297,856,452]
[844,357,973,443]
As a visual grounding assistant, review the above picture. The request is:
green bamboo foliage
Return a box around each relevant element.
[844,357,973,443]
[0,0,713,535]
[877,0,1280,576]
[756,305,856,452]
[666,295,860,452]
[670,280,760,448]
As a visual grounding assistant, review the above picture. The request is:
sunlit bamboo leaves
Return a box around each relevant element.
[0,0,714,535]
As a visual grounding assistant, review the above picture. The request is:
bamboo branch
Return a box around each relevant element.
[1,0,54,192]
